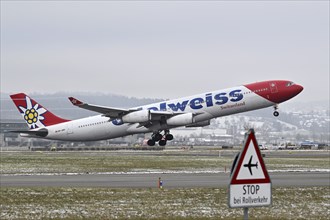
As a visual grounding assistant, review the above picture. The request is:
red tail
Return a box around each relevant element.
[10,93,70,129]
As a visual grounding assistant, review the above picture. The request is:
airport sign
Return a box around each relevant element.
[229,129,272,208]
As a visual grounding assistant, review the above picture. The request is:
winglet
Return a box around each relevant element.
[68,97,84,106]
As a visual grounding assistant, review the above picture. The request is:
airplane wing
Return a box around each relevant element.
[248,166,253,176]
[68,97,182,120]
[68,97,131,118]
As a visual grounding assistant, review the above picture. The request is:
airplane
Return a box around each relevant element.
[9,80,303,146]
[243,155,258,176]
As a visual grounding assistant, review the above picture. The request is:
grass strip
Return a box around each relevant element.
[1,152,328,174]
[1,187,329,219]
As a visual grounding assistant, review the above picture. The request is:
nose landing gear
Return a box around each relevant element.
[273,104,279,117]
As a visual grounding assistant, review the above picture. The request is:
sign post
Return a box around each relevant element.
[244,207,248,220]
[228,129,272,218]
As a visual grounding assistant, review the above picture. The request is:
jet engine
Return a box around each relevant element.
[122,110,151,123]
[167,113,194,126]
[186,120,210,127]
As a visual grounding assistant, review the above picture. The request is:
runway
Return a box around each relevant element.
[1,172,329,188]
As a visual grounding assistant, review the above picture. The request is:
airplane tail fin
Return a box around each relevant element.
[10,93,70,129]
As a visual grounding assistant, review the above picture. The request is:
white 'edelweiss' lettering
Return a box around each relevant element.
[149,89,243,112]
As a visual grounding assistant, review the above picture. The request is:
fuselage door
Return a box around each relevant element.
[269,82,278,93]
[67,123,74,135]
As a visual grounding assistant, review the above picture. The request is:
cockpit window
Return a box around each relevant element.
[286,81,295,87]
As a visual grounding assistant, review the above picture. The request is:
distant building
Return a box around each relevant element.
[1,119,27,147]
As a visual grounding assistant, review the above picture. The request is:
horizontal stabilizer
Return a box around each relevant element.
[8,128,48,138]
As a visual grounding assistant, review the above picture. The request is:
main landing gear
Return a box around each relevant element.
[273,104,279,117]
[147,130,173,146]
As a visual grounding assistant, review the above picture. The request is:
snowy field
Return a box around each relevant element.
[1,187,329,220]
[1,151,329,175]
[0,151,329,219]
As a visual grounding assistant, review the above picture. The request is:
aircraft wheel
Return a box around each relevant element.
[273,111,279,117]
[147,139,155,146]
[165,134,174,141]
[159,139,167,146]
[152,133,163,141]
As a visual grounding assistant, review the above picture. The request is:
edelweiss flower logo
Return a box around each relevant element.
[19,96,47,129]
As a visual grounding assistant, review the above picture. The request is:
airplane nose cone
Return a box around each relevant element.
[268,82,304,103]
[295,84,304,95]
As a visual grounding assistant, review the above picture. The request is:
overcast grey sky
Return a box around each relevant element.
[1,1,329,102]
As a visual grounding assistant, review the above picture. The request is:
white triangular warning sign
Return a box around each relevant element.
[228,129,272,208]
[230,129,271,185]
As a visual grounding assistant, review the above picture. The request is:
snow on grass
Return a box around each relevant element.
[0,187,329,220]
[1,152,329,175]
[0,152,233,174]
